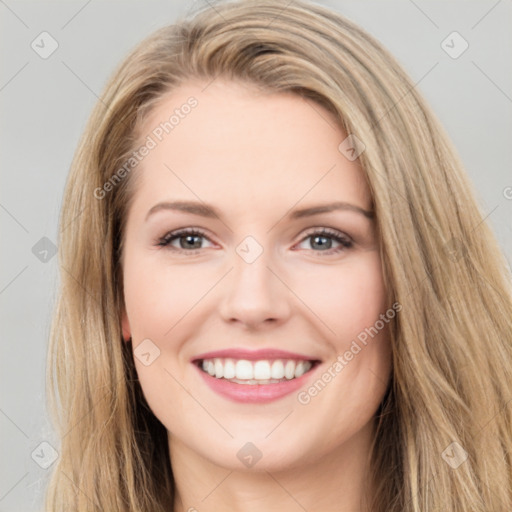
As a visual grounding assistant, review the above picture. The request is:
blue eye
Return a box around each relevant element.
[157,228,212,253]
[297,228,353,255]
[156,227,353,255]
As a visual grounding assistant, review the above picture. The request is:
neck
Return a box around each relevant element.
[170,419,376,512]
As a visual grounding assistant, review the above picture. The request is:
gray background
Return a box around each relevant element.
[1,1,511,510]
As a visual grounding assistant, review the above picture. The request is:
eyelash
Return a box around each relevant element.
[156,227,353,256]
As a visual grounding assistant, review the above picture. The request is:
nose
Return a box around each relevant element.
[217,246,292,330]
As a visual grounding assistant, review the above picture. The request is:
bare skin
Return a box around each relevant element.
[120,79,392,512]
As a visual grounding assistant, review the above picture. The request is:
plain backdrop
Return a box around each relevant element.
[1,1,511,510]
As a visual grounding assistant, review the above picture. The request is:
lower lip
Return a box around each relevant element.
[194,364,316,403]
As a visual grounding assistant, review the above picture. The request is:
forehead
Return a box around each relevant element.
[131,80,371,216]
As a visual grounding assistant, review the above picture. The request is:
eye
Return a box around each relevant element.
[295,228,353,255]
[157,228,214,253]
[156,227,353,256]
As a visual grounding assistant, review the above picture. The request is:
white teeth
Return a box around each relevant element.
[223,358,236,379]
[235,360,253,380]
[284,360,295,380]
[271,360,285,379]
[199,357,314,383]
[294,361,312,377]
[294,361,305,378]
[214,358,223,379]
[253,361,271,380]
[300,361,312,376]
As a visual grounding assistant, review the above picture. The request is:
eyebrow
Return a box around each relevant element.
[145,200,374,221]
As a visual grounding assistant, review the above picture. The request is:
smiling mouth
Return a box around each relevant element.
[195,357,320,385]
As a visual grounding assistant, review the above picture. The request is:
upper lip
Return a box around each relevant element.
[192,348,320,362]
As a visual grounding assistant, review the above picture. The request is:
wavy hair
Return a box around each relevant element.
[45,1,512,510]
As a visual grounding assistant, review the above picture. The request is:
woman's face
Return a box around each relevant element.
[121,80,392,471]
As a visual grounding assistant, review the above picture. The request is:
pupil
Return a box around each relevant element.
[183,235,201,249]
[313,235,331,250]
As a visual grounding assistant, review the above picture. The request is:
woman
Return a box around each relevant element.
[45,1,512,510]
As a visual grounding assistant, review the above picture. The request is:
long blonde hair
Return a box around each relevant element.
[45,1,512,510]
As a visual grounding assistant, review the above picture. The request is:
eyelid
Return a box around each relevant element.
[299,226,352,242]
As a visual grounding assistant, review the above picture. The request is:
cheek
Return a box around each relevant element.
[291,253,387,342]
[123,253,213,339]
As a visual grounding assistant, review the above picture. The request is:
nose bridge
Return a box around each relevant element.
[233,245,273,292]
[218,236,290,326]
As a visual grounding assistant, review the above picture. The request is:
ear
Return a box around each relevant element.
[121,308,131,342]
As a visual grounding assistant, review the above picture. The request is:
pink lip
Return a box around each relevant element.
[192,348,317,362]
[191,349,321,403]
[194,364,318,403]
